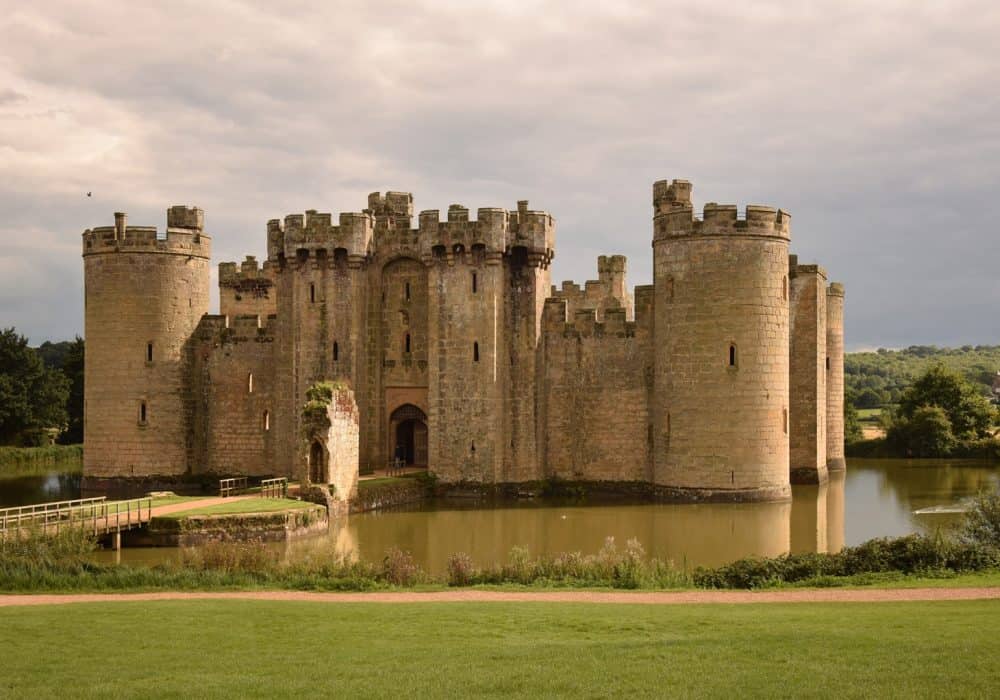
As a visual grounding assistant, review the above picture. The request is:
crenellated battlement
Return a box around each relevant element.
[652,180,790,243]
[264,192,554,269]
[266,209,373,264]
[542,298,636,338]
[827,282,845,297]
[82,207,211,258]
[219,255,276,287]
[549,255,632,321]
[195,313,277,344]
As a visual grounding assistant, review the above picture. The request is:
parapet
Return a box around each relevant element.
[219,255,276,286]
[194,313,276,344]
[653,179,692,214]
[266,208,373,264]
[827,282,845,297]
[652,180,790,243]
[790,262,827,280]
[542,301,637,339]
[82,207,211,258]
[550,255,632,321]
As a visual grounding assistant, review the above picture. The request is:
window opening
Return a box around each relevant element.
[405,333,411,354]
[139,401,148,425]
[310,283,316,303]
[333,342,339,362]
[263,410,270,431]
[405,281,411,301]
[826,356,830,371]
[146,342,153,363]
[248,373,254,393]
[473,341,480,362]
[729,344,737,367]
[472,272,478,294]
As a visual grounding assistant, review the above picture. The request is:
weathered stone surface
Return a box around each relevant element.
[81,181,844,503]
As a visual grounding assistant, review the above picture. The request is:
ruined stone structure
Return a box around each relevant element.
[81,179,845,501]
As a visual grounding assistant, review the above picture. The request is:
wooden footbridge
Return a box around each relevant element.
[0,496,152,548]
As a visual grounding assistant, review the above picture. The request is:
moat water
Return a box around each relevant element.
[2,458,997,572]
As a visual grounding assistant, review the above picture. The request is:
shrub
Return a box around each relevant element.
[382,547,421,586]
[960,488,1000,550]
[446,552,476,586]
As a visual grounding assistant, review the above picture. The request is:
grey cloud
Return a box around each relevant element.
[1,0,998,349]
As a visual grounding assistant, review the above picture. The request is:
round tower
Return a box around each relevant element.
[651,179,790,501]
[81,206,210,479]
[826,282,846,471]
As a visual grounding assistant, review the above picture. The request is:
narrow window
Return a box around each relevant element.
[248,373,254,393]
[472,272,478,294]
[473,341,480,362]
[333,341,339,362]
[405,281,411,301]
[666,277,674,300]
[146,342,153,363]
[783,408,788,434]
[139,401,148,425]
[263,410,270,431]
[666,412,671,445]
[826,356,830,371]
[782,276,788,301]
[310,283,316,303]
[729,344,737,367]
[405,333,411,354]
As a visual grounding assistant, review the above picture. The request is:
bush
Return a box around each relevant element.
[960,488,1000,550]
[446,552,475,586]
[382,547,421,586]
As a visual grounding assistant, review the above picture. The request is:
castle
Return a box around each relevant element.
[81,179,845,502]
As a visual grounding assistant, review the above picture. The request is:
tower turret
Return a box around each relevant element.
[651,180,791,501]
[826,282,846,471]
[81,206,210,478]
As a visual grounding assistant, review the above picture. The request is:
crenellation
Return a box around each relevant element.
[83,178,843,502]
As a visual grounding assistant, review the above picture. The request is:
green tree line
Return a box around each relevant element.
[846,344,1000,409]
[0,328,83,446]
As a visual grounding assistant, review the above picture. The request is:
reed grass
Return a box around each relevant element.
[0,445,83,478]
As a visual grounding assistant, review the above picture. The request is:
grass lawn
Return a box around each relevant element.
[159,498,320,518]
[1,600,998,698]
[856,408,883,421]
[358,475,419,489]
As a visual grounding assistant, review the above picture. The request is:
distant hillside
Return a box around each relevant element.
[846,345,1000,408]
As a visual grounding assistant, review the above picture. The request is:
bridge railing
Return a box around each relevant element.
[260,477,287,499]
[219,477,249,498]
[0,497,153,537]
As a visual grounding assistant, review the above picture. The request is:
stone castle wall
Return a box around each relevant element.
[788,260,828,484]
[82,209,210,477]
[81,181,843,502]
[651,180,791,500]
[540,300,652,482]
[826,283,846,471]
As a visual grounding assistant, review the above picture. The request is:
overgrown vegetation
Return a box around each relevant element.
[0,444,83,478]
[846,344,1000,409]
[852,365,1000,458]
[5,488,1000,592]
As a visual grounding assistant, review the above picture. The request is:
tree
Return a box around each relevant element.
[0,328,70,445]
[897,364,995,440]
[854,388,884,409]
[844,401,863,444]
[57,337,85,444]
[887,405,956,457]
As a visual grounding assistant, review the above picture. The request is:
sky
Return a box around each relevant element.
[1,0,998,350]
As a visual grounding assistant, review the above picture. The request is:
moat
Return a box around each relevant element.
[2,458,997,573]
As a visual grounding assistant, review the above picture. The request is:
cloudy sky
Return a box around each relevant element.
[1,0,998,350]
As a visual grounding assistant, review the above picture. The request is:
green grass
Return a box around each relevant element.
[159,498,319,518]
[0,600,998,698]
[357,475,420,489]
[856,408,883,421]
[0,445,82,478]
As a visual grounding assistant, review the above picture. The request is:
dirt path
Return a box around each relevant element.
[1,587,998,608]
[148,496,254,517]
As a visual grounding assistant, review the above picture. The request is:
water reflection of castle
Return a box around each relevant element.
[333,472,847,572]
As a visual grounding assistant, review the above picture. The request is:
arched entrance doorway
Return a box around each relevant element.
[389,404,428,468]
[309,441,327,484]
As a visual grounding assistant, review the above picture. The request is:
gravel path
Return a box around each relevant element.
[1,587,998,607]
